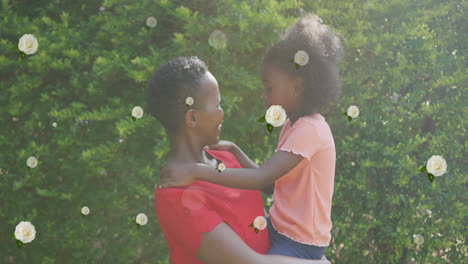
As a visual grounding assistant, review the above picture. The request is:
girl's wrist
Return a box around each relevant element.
[229,143,237,152]
[231,145,243,161]
[197,164,214,181]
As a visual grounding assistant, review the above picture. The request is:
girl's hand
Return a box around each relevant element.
[158,163,208,189]
[206,140,236,152]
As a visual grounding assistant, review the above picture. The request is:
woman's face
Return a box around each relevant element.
[193,71,224,146]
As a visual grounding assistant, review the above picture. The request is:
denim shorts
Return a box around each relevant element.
[266,217,328,259]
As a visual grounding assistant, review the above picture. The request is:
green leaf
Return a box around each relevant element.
[10,233,15,239]
[418,166,427,172]
[267,124,273,133]
[295,63,300,69]
[248,223,254,227]
[137,223,140,229]
[257,115,266,123]
[132,117,136,121]
[348,116,352,121]
[289,58,294,63]
[428,173,434,182]
[399,194,407,204]
[16,240,22,249]
[254,228,259,234]
[343,112,348,116]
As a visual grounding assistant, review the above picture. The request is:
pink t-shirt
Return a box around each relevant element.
[269,113,335,246]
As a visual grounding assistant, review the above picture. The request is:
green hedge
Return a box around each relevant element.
[1,0,466,263]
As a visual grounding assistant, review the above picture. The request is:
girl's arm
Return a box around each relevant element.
[229,143,260,169]
[229,143,275,195]
[198,150,303,190]
[206,140,259,169]
[197,221,330,264]
[159,150,303,190]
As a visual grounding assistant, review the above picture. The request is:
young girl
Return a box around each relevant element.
[158,14,343,260]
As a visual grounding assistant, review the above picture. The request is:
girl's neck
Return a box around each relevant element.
[289,111,318,126]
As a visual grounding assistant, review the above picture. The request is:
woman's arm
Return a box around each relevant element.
[197,221,330,264]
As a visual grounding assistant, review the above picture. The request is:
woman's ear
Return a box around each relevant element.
[184,109,197,128]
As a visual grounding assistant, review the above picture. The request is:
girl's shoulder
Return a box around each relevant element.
[293,113,326,128]
[289,113,333,141]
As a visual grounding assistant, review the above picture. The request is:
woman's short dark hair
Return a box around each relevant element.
[146,56,208,135]
[263,14,344,121]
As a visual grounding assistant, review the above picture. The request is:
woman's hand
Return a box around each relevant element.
[206,140,237,152]
[158,163,209,189]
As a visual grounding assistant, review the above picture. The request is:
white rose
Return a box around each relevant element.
[14,221,36,243]
[294,50,309,66]
[185,97,194,106]
[146,16,157,28]
[208,30,227,49]
[265,105,287,127]
[81,206,90,215]
[136,213,148,225]
[253,216,267,230]
[266,196,274,207]
[426,155,447,177]
[424,209,432,217]
[52,122,57,127]
[347,105,360,118]
[217,163,226,172]
[18,34,38,55]
[413,234,424,246]
[132,106,144,119]
[26,156,38,168]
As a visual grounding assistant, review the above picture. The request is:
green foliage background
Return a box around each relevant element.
[1,0,466,263]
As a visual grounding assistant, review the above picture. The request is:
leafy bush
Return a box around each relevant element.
[1,0,466,263]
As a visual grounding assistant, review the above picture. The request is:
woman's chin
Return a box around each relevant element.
[208,129,221,145]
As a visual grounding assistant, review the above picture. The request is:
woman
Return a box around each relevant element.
[147,57,329,264]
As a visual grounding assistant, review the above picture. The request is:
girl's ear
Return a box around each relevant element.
[184,109,197,128]
[294,78,304,97]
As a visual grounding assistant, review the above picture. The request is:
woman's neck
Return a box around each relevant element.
[167,134,211,165]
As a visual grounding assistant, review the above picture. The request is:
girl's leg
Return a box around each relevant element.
[266,217,276,245]
[266,217,306,258]
[268,237,306,257]
[304,245,328,260]
[266,217,328,259]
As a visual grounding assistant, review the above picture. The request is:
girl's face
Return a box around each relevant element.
[193,71,224,146]
[261,63,303,116]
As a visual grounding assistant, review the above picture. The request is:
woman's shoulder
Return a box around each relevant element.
[203,149,242,168]
[204,149,234,160]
